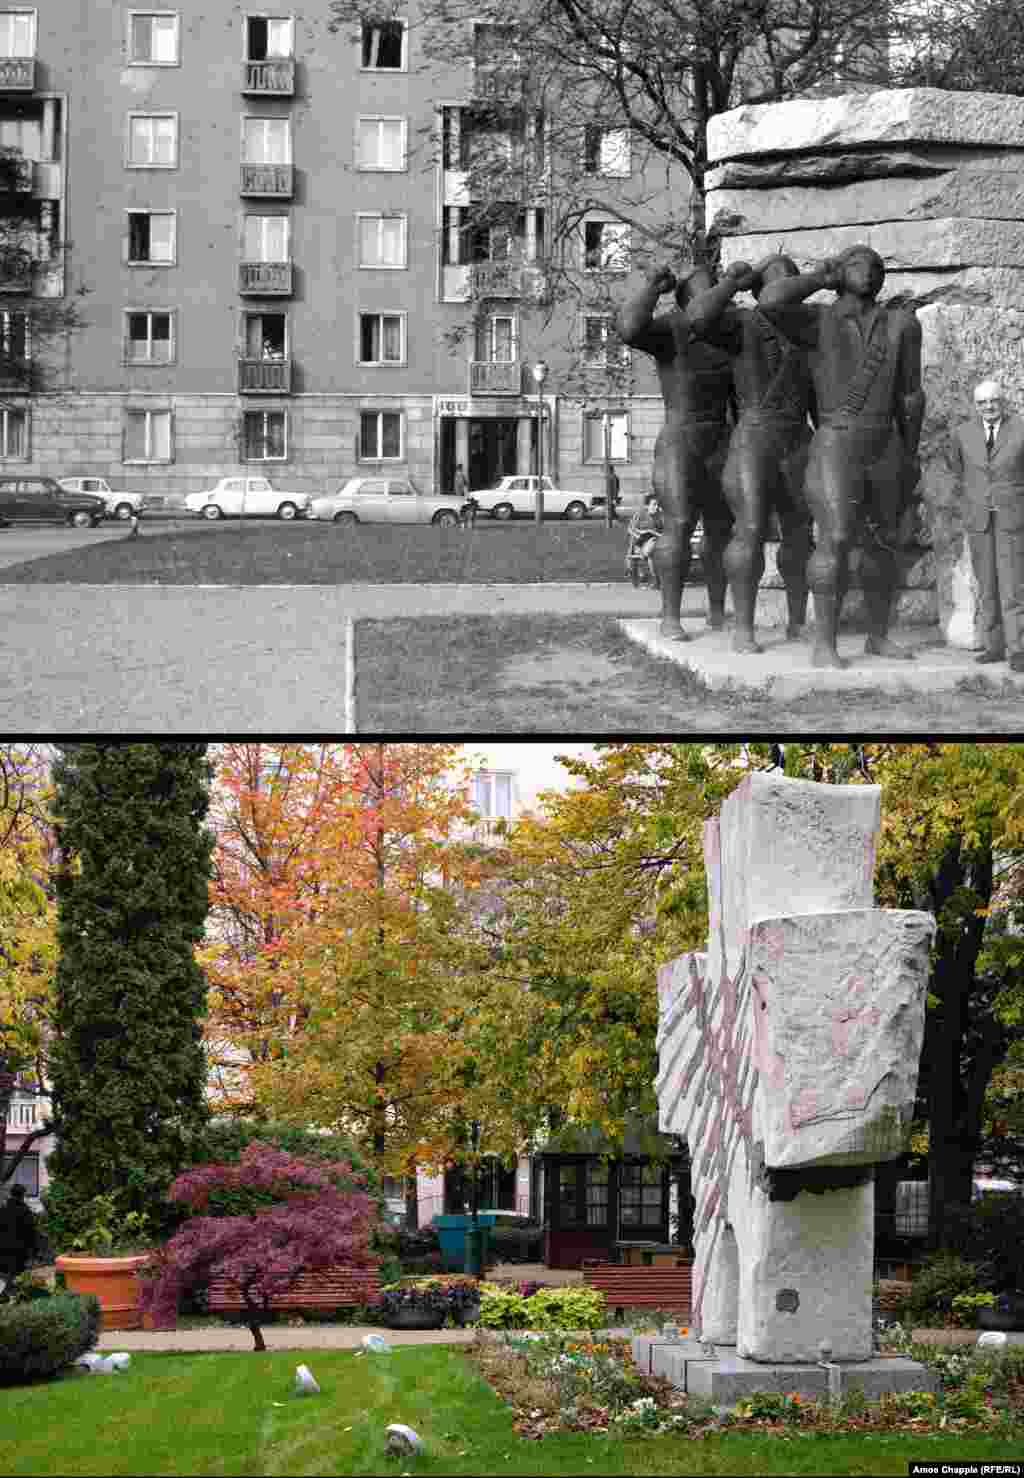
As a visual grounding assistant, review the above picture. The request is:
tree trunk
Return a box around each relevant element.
[404,1173,418,1231]
[247,1320,267,1352]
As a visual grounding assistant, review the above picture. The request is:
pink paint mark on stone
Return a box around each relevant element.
[844,974,867,997]
[790,1087,820,1127]
[863,831,877,884]
[755,923,786,962]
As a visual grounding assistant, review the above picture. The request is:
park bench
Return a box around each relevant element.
[582,1260,692,1317]
[205,1265,381,1315]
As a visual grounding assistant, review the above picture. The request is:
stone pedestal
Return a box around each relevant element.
[632,1337,935,1402]
[706,87,1024,644]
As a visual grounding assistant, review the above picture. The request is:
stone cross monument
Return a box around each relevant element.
[656,771,934,1365]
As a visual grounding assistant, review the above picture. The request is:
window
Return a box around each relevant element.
[619,1163,664,1228]
[356,116,406,171]
[357,213,406,268]
[124,310,174,363]
[473,22,517,67]
[244,214,289,261]
[584,409,629,462]
[0,113,40,157]
[582,314,628,367]
[359,409,402,460]
[583,220,630,272]
[470,770,512,819]
[244,310,286,358]
[584,125,630,176]
[0,405,26,456]
[0,11,34,57]
[127,113,178,168]
[361,18,405,69]
[127,210,176,264]
[558,1163,581,1225]
[0,308,28,364]
[243,116,291,164]
[246,15,293,59]
[484,314,516,363]
[243,408,287,460]
[124,407,172,462]
[128,11,179,64]
[358,312,404,365]
[1,1151,38,1196]
[586,1161,609,1226]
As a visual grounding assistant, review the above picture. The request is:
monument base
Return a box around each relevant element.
[631,1337,936,1403]
[618,619,1024,699]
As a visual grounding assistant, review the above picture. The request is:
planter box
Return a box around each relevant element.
[385,1307,446,1330]
[54,1254,151,1331]
[979,1301,1024,1332]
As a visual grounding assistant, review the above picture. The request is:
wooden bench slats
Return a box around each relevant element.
[206,1266,381,1311]
[583,1261,692,1311]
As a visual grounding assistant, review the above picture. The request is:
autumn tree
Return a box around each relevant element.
[206,743,509,1187]
[45,744,214,1242]
[139,1143,378,1351]
[0,744,57,1190]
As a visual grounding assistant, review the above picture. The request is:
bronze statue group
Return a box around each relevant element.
[616,245,931,670]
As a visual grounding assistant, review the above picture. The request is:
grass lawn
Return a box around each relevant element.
[5,1345,1022,1478]
[356,614,1024,733]
[0,520,633,585]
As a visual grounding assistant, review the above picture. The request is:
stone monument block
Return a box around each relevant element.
[703,86,1024,643]
[656,772,934,1367]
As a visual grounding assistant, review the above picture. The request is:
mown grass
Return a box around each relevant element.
[0,520,633,585]
[4,1345,1022,1478]
[355,613,1024,734]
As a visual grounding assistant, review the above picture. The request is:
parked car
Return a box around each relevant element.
[472,475,601,521]
[56,477,144,522]
[184,476,312,521]
[310,476,463,526]
[0,476,106,528]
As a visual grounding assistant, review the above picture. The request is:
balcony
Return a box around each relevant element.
[240,163,293,198]
[471,261,522,297]
[0,57,34,91]
[471,64,523,103]
[470,359,521,395]
[6,1097,41,1131]
[242,57,295,95]
[0,253,33,291]
[0,155,33,193]
[238,356,292,393]
[238,261,293,295]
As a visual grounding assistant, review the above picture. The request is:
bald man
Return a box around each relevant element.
[951,380,1024,671]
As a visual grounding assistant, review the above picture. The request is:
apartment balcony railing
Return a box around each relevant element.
[470,359,521,395]
[0,57,35,91]
[471,261,522,297]
[472,816,511,844]
[242,58,295,95]
[238,261,293,295]
[238,356,292,393]
[240,163,293,198]
[6,1098,41,1131]
[471,64,523,103]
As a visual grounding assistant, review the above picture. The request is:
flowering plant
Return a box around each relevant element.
[377,1274,481,1326]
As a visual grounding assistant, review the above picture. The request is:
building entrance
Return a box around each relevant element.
[439,416,523,493]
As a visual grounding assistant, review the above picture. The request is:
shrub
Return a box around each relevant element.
[378,1274,481,1326]
[0,1270,53,1306]
[901,1252,995,1327]
[394,1224,442,1262]
[486,1223,544,1265]
[478,1283,607,1330]
[400,1253,444,1276]
[944,1194,1024,1294]
[0,1291,100,1384]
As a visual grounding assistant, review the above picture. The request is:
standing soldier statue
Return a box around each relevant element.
[758,245,925,669]
[686,256,815,653]
[616,265,735,641]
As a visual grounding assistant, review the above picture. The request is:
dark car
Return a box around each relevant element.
[0,476,107,528]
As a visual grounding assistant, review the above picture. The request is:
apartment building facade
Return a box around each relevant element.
[0,3,683,502]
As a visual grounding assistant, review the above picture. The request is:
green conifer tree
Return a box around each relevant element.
[45,743,214,1242]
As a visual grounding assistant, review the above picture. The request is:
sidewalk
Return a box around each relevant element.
[0,583,667,731]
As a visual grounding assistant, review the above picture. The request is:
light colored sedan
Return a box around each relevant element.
[473,474,600,520]
[57,477,145,522]
[184,476,311,521]
[311,476,463,526]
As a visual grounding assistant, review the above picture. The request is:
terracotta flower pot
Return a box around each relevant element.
[54,1254,152,1331]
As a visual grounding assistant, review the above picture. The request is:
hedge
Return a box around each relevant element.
[0,1292,101,1384]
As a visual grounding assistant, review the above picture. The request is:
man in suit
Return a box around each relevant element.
[952,379,1024,671]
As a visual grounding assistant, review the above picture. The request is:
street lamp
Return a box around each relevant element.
[531,359,548,525]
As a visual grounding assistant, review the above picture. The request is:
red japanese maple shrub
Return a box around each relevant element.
[138,1143,380,1350]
